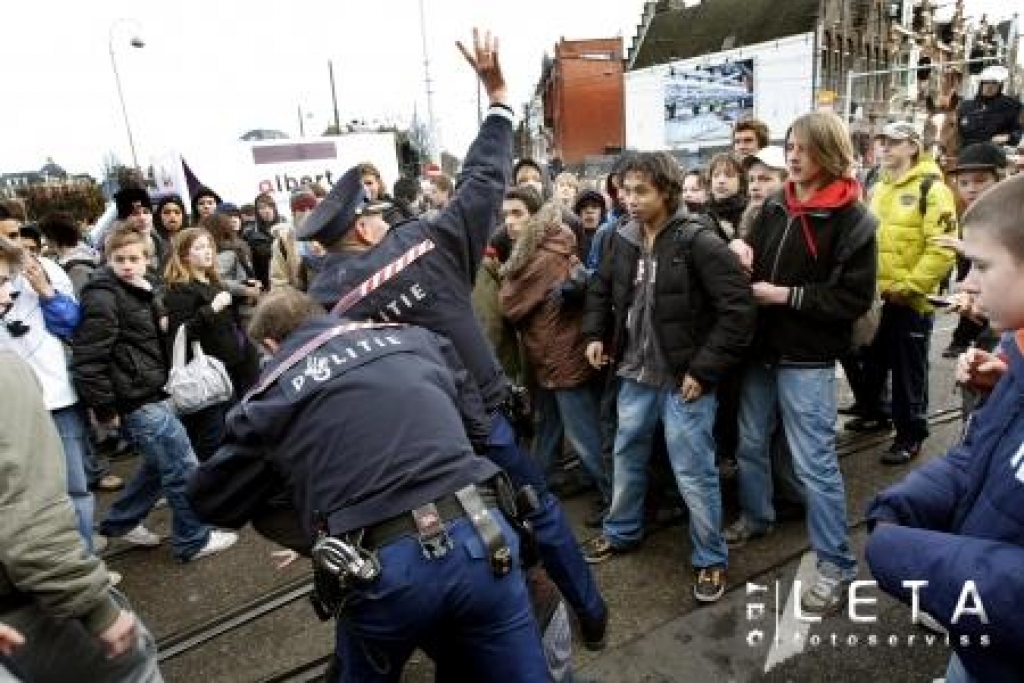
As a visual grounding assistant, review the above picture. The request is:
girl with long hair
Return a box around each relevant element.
[163,227,259,460]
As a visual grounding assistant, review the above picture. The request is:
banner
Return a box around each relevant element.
[663,59,755,148]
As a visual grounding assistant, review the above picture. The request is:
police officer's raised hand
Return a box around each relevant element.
[457,28,508,106]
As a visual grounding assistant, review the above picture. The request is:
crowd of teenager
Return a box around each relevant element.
[1,65,1022,680]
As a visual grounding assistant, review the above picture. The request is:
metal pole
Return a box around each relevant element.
[298,104,305,137]
[843,69,854,123]
[108,25,140,169]
[417,0,438,161]
[329,60,340,134]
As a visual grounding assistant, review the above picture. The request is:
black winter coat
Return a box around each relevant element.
[582,212,756,388]
[957,93,1023,148]
[71,267,168,421]
[163,279,260,394]
[745,192,878,365]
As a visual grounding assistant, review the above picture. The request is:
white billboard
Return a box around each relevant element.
[627,33,815,151]
[152,133,400,217]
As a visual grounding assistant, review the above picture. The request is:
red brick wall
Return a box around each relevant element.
[545,39,625,166]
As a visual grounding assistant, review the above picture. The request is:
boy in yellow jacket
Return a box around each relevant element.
[847,122,957,464]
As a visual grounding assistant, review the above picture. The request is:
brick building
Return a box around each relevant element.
[535,38,626,169]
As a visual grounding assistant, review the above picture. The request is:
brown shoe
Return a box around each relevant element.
[92,474,124,492]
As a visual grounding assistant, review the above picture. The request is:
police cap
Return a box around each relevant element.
[295,166,391,243]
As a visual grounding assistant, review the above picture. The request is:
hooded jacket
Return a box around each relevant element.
[957,87,1023,148]
[56,243,101,297]
[744,180,877,365]
[866,330,1024,682]
[499,220,592,390]
[870,156,958,313]
[582,210,755,388]
[0,352,121,637]
[71,267,169,421]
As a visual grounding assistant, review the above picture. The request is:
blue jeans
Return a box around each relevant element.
[532,387,564,482]
[555,386,610,503]
[50,404,96,553]
[487,413,606,625]
[735,365,857,580]
[98,402,210,560]
[603,379,728,569]
[333,513,548,682]
[1,589,161,683]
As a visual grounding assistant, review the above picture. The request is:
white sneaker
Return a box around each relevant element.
[153,497,168,510]
[121,524,162,547]
[189,530,238,561]
[107,570,123,587]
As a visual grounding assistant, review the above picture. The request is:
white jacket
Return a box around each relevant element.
[0,257,78,410]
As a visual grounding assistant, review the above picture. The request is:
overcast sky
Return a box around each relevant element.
[1,0,1016,178]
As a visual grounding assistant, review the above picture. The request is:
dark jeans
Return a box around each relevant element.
[487,413,606,625]
[859,303,934,444]
[180,401,229,462]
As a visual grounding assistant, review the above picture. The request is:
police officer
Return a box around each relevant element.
[298,29,609,648]
[957,65,1022,149]
[188,287,549,682]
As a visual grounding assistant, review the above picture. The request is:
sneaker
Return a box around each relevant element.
[723,518,773,547]
[881,441,921,465]
[121,524,161,547]
[800,572,850,616]
[693,565,727,603]
[578,610,608,651]
[188,530,238,561]
[844,415,893,433]
[837,402,866,416]
[89,474,125,493]
[153,496,168,510]
[581,535,636,564]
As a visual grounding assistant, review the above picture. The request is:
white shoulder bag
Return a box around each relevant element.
[164,324,234,414]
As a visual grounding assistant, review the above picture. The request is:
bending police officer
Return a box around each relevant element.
[188,288,549,682]
[299,30,608,648]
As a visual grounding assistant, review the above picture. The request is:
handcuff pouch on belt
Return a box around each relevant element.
[309,530,381,621]
[455,484,512,577]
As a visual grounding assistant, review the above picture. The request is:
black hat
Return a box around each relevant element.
[191,186,223,216]
[114,187,152,220]
[953,143,1007,174]
[296,166,391,243]
[573,189,607,214]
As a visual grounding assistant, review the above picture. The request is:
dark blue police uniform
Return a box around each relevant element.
[302,106,608,638]
[188,316,549,682]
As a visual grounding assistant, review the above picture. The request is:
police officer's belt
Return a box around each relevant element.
[357,485,499,551]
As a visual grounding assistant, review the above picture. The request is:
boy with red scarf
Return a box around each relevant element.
[728,111,878,614]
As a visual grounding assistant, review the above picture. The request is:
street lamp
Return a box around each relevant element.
[108,19,145,169]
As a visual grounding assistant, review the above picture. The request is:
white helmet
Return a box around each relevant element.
[979,65,1009,84]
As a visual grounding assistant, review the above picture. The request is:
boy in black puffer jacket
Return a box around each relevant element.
[72,225,237,563]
